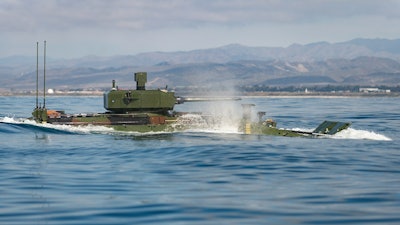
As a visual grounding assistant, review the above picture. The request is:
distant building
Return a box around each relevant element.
[359,88,391,93]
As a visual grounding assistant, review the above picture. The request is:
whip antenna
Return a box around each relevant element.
[36,42,39,109]
[43,40,46,108]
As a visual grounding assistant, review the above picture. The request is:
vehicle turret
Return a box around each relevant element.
[104,72,177,114]
[104,72,241,114]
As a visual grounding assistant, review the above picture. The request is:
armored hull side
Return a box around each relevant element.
[34,108,181,132]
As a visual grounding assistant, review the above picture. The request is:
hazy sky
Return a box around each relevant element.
[1,0,399,58]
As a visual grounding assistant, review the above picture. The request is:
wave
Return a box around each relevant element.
[0,116,114,135]
[1,116,391,141]
[0,116,186,137]
[332,128,392,141]
[287,127,391,141]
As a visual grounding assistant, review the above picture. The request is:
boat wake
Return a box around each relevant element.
[174,114,240,134]
[0,116,392,141]
[286,126,391,141]
[0,116,114,135]
[331,128,392,141]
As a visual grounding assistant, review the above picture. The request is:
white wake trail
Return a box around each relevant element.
[1,116,392,140]
[332,128,392,141]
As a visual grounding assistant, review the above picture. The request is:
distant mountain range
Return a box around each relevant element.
[1,38,400,91]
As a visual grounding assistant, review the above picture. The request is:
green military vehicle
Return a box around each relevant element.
[32,72,350,136]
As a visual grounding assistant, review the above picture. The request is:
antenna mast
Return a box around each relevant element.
[43,40,46,108]
[36,42,39,109]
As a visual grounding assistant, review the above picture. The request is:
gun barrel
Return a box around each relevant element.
[176,96,241,104]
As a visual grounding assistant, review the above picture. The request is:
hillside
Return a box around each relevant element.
[1,38,400,91]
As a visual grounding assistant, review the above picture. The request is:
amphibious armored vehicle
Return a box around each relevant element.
[30,42,350,136]
[31,72,350,135]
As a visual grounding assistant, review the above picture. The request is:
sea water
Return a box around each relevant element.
[0,96,399,224]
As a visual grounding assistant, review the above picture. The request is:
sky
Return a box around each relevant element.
[1,0,400,58]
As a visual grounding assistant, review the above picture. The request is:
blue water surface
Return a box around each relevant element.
[0,96,399,224]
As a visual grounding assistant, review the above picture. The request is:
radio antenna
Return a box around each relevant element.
[43,40,46,108]
[36,42,39,109]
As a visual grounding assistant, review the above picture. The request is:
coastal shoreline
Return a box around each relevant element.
[241,92,400,98]
[1,91,399,97]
